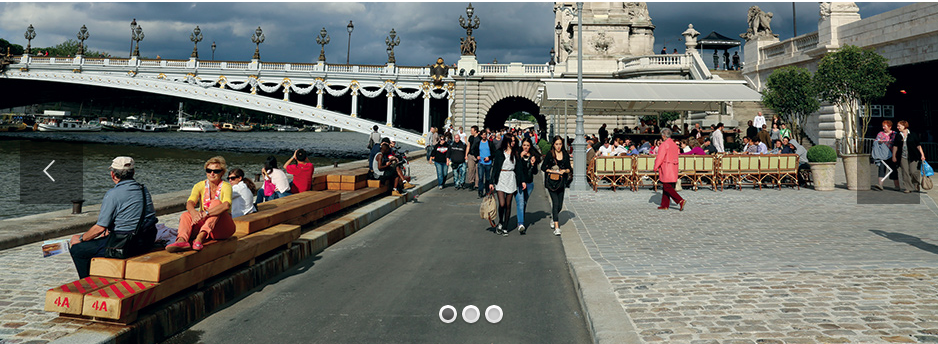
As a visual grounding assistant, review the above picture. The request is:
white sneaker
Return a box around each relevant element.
[553,228,561,236]
[438,186,443,190]
[549,221,555,230]
[518,225,526,235]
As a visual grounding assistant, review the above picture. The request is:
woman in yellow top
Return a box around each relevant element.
[167,156,235,252]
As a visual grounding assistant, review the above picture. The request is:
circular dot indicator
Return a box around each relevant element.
[485,305,503,324]
[439,305,457,323]
[462,305,480,323]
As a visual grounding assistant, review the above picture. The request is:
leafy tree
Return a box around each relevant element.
[761,66,819,144]
[814,45,894,154]
[0,38,25,55]
[36,39,104,57]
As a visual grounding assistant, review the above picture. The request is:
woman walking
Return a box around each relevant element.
[515,137,541,235]
[655,128,686,210]
[488,135,522,236]
[891,120,926,193]
[873,120,900,191]
[542,136,572,236]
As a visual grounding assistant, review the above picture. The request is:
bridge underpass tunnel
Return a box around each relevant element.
[874,61,938,150]
[484,97,546,133]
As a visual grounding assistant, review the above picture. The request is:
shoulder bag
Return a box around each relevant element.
[105,184,158,259]
[480,191,499,228]
[923,161,934,191]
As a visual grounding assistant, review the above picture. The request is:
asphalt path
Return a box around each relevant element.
[163,179,591,343]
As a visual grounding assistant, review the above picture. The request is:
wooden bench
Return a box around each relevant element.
[326,167,370,191]
[632,155,658,191]
[590,156,631,192]
[693,155,718,191]
[54,173,392,323]
[677,156,697,190]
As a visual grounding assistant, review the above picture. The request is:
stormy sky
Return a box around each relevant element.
[0,2,912,67]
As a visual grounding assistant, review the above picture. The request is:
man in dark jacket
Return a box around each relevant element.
[465,126,481,191]
[448,134,468,189]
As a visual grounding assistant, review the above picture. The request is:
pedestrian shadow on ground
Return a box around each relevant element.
[647,193,662,205]
[870,230,938,255]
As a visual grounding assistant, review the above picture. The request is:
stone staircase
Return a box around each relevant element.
[711,70,743,80]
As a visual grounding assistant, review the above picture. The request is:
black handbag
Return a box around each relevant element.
[105,184,158,259]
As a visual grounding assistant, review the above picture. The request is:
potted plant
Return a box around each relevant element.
[814,45,895,191]
[807,145,837,191]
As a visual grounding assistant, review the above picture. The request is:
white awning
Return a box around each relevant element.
[541,79,762,114]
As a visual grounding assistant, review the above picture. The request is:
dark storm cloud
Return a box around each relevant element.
[0,2,914,67]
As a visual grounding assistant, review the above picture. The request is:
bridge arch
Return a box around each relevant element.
[3,70,440,147]
[484,96,545,132]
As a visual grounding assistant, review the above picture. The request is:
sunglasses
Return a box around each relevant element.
[205,168,224,174]
[227,175,240,180]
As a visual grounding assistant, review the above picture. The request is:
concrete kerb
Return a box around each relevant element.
[552,189,642,344]
[48,149,436,344]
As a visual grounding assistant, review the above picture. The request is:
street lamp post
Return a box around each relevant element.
[346,21,354,65]
[130,19,137,58]
[190,26,203,58]
[211,41,216,61]
[459,68,475,129]
[76,25,89,55]
[549,48,557,138]
[385,28,400,64]
[132,25,144,57]
[24,25,36,55]
[554,2,586,191]
[316,27,330,62]
[252,27,265,60]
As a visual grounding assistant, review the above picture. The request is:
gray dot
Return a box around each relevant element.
[443,308,455,320]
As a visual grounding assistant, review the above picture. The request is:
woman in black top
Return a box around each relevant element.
[541,136,572,236]
[515,137,541,235]
[891,120,926,193]
[488,135,523,236]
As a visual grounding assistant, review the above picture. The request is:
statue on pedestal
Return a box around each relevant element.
[741,6,778,40]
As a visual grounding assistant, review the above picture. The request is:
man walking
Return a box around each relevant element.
[426,127,438,163]
[448,133,468,189]
[712,122,725,153]
[368,125,382,149]
[477,131,495,198]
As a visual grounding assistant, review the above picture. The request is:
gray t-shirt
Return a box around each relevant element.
[901,133,909,160]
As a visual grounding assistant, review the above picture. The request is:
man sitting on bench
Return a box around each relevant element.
[70,157,156,278]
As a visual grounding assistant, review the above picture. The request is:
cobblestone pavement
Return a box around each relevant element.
[565,187,938,344]
[0,159,438,344]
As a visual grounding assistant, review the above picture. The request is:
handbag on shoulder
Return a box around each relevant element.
[105,184,158,259]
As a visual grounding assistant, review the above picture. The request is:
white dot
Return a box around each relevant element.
[439,305,457,323]
[462,305,480,323]
[485,305,503,324]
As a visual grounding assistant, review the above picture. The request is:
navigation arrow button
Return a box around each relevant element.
[43,160,55,182]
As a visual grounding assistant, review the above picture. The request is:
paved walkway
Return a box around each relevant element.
[164,178,590,343]
[565,183,938,344]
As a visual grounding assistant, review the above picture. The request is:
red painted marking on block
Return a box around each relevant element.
[134,281,147,291]
[85,277,99,289]
[98,289,108,297]
[119,281,137,294]
[72,280,86,294]
[60,284,72,293]
[108,284,125,299]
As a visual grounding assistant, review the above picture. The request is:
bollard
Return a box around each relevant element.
[333,161,339,168]
[71,200,85,214]
[255,173,261,182]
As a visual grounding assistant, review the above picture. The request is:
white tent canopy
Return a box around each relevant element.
[541,79,762,114]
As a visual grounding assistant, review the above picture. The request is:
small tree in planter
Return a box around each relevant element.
[814,45,895,153]
[807,145,838,191]
[814,45,894,190]
[762,66,820,145]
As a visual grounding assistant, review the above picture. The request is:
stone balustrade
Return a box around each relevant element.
[758,31,820,63]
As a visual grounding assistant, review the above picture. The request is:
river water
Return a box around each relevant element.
[0,130,393,220]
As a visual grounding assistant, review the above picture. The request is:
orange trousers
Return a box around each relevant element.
[177,200,235,242]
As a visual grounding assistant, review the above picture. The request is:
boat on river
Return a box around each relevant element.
[178,120,219,132]
[37,119,102,132]
[275,125,300,132]
[221,123,253,132]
